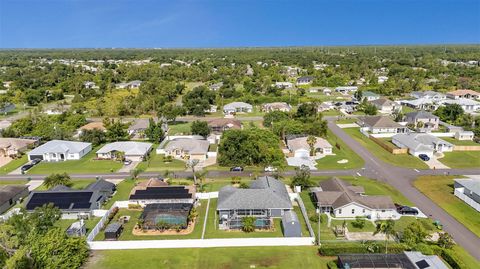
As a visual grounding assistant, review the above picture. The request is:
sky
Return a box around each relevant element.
[0,0,479,48]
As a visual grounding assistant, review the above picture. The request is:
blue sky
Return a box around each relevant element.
[0,0,479,48]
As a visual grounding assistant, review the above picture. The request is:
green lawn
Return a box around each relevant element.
[414,176,480,237]
[87,247,334,269]
[0,180,28,185]
[293,206,312,237]
[55,217,100,234]
[335,118,357,124]
[0,155,28,175]
[439,151,480,168]
[316,130,365,170]
[204,199,285,238]
[103,179,136,209]
[441,137,479,146]
[136,153,186,172]
[95,202,207,241]
[168,122,192,135]
[27,146,123,174]
[343,128,429,169]
[35,179,97,191]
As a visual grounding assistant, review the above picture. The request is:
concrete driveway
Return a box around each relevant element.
[425,155,450,169]
[118,161,140,173]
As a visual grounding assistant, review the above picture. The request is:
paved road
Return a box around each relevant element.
[327,120,480,261]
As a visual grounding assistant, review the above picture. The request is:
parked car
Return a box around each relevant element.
[418,154,430,161]
[395,204,419,215]
[230,166,244,172]
[264,166,277,172]
[123,159,132,165]
[21,164,34,174]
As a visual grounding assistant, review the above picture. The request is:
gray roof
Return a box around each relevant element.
[454,178,480,195]
[29,140,91,155]
[105,222,122,233]
[85,179,115,192]
[405,111,439,120]
[360,116,404,128]
[223,102,253,110]
[128,118,150,131]
[404,251,448,269]
[370,98,394,106]
[0,185,28,205]
[313,178,395,210]
[164,138,209,155]
[217,176,292,210]
[96,141,152,156]
[392,133,452,152]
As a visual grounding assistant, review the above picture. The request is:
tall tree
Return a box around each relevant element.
[190,120,211,138]
[374,220,396,253]
[43,173,72,189]
[306,135,317,156]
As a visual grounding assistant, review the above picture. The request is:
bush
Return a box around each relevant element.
[352,217,366,229]
[128,204,142,210]
[327,260,338,269]
[440,249,465,269]
[318,242,407,256]
[309,214,319,223]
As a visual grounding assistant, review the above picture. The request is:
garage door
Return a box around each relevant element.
[29,155,44,160]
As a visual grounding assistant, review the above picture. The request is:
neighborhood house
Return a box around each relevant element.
[404,111,439,131]
[0,185,29,214]
[217,176,293,230]
[392,133,453,158]
[207,118,242,134]
[0,138,38,157]
[96,141,153,162]
[129,178,196,207]
[369,98,399,114]
[27,140,92,162]
[261,102,292,112]
[163,137,210,161]
[454,177,480,212]
[358,116,407,134]
[223,102,253,115]
[312,178,397,219]
[286,136,333,158]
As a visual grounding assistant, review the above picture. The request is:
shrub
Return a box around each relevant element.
[318,242,407,256]
[327,260,338,269]
[242,216,256,233]
[128,204,142,210]
[440,249,465,269]
[352,217,366,229]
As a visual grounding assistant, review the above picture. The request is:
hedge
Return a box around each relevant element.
[318,242,407,256]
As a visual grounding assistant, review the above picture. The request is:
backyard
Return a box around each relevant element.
[167,121,192,135]
[343,127,429,169]
[86,246,333,269]
[414,175,480,237]
[27,146,123,174]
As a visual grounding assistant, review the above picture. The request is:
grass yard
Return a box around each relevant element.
[136,154,186,172]
[27,146,123,174]
[441,137,479,146]
[87,246,334,269]
[293,206,312,237]
[439,151,480,168]
[0,155,28,175]
[335,118,358,124]
[95,202,207,241]
[414,176,480,237]
[103,179,137,209]
[343,128,429,169]
[167,121,192,135]
[35,179,97,191]
[55,217,100,234]
[316,130,365,170]
[204,198,285,238]
[299,192,337,240]
[0,180,28,185]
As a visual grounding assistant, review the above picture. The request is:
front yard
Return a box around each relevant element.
[0,155,28,175]
[87,246,333,269]
[438,151,480,168]
[315,130,365,170]
[343,128,429,169]
[414,175,480,237]
[27,146,123,174]
[441,137,479,146]
[136,153,186,172]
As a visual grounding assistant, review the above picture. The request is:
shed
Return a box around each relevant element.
[281,211,302,237]
[104,222,123,240]
[66,220,86,237]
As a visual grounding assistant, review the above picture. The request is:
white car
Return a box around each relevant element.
[264,166,277,172]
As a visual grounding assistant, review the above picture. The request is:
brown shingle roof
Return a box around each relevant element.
[80,122,106,131]
[0,185,28,205]
[207,118,242,129]
[360,116,403,128]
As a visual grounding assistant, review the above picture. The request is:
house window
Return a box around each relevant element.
[338,209,342,214]
[351,209,355,214]
[362,209,366,213]
[381,210,385,212]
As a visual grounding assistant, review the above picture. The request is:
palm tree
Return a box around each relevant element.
[373,220,396,253]
[186,159,200,185]
[195,170,208,191]
[130,168,143,182]
[43,173,72,189]
[306,135,317,156]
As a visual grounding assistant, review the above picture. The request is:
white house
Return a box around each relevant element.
[446,89,480,100]
[357,116,407,134]
[440,99,480,114]
[361,91,380,102]
[223,102,253,115]
[369,98,400,114]
[296,76,314,85]
[96,141,153,162]
[163,137,210,161]
[286,136,333,158]
[455,131,474,141]
[28,140,92,162]
[312,178,397,220]
[261,102,292,112]
[454,178,480,212]
[410,90,446,101]
[274,82,293,89]
[392,133,453,158]
[335,86,358,95]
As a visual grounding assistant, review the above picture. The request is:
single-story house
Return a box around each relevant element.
[361,91,380,101]
[0,185,29,214]
[261,102,292,112]
[210,82,223,91]
[323,88,332,95]
[217,176,293,230]
[369,98,400,114]
[317,102,335,112]
[296,76,314,85]
[128,118,150,137]
[286,136,333,158]
[446,89,480,100]
[312,177,397,219]
[208,118,242,134]
[337,252,448,269]
[357,116,407,134]
[115,80,142,89]
[163,137,210,161]
[455,131,474,141]
[28,140,92,162]
[439,99,480,113]
[392,133,453,158]
[78,122,106,134]
[377,76,388,84]
[0,138,38,157]
[85,179,116,198]
[96,141,153,162]
[400,98,438,111]
[223,102,253,115]
[139,203,193,230]
[404,111,440,131]
[410,90,446,101]
[454,178,480,212]
[129,178,196,206]
[274,82,293,89]
[83,81,98,89]
[335,86,358,95]
[308,87,321,93]
[281,211,302,237]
